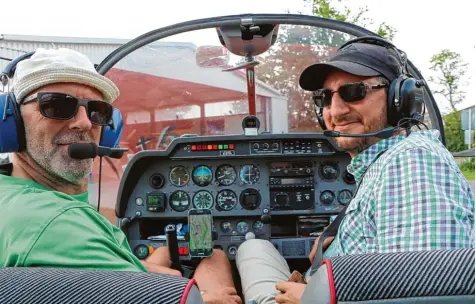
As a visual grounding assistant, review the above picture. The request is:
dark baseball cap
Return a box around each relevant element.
[299,42,402,91]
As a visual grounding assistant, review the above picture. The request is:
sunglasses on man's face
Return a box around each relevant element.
[22,92,113,126]
[313,81,387,108]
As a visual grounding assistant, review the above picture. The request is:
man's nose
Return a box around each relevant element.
[68,106,92,131]
[329,93,350,118]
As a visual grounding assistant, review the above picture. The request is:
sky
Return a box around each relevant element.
[1,0,474,113]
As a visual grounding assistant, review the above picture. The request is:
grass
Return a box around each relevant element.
[462,169,475,181]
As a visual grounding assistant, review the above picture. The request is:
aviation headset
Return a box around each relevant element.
[0,52,124,154]
[314,36,425,130]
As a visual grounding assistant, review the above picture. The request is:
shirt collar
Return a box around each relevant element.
[0,162,89,204]
[347,130,440,184]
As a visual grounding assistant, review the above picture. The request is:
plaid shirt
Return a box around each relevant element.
[324,130,475,258]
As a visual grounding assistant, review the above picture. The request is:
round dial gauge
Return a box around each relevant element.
[239,165,260,185]
[169,190,190,212]
[320,190,335,205]
[216,165,237,186]
[252,221,265,234]
[338,190,353,205]
[320,162,339,180]
[134,244,149,259]
[193,190,214,209]
[169,166,190,187]
[192,165,213,187]
[236,221,249,234]
[216,190,238,211]
[220,221,233,233]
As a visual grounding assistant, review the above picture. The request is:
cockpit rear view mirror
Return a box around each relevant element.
[216,23,279,57]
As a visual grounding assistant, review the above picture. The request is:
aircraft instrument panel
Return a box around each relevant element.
[117,133,355,261]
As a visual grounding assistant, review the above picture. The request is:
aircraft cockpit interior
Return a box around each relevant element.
[1,13,473,304]
[92,14,465,299]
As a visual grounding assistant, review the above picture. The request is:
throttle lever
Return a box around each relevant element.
[165,224,183,274]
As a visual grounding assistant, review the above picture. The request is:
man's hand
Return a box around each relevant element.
[201,287,242,304]
[140,260,181,276]
[308,235,335,263]
[275,282,307,304]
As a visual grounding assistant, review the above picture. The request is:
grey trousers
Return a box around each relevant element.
[236,239,291,304]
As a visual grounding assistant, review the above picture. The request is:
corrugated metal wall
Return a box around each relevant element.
[0,35,125,72]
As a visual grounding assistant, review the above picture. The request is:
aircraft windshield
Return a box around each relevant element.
[90,23,436,220]
[104,25,358,150]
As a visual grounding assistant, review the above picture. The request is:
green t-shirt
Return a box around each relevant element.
[0,164,147,272]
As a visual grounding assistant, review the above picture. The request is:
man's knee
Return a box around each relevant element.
[204,248,228,263]
[198,248,231,267]
[146,245,170,266]
[154,246,170,255]
[237,239,275,255]
[236,239,277,264]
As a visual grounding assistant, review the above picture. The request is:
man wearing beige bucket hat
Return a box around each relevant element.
[0,48,240,303]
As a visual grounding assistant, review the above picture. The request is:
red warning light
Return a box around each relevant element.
[191,145,197,151]
[229,144,235,149]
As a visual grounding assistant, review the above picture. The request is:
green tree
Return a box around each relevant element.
[429,50,468,113]
[428,50,468,151]
[251,0,397,131]
[443,112,465,152]
[311,0,397,41]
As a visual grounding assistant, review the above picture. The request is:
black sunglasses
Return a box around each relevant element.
[22,92,114,126]
[313,82,387,108]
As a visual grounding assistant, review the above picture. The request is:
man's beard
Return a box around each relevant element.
[24,125,94,185]
[333,108,388,155]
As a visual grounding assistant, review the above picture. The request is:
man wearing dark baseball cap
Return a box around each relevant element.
[299,41,402,91]
[235,39,474,304]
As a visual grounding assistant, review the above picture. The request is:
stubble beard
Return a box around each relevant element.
[24,124,94,185]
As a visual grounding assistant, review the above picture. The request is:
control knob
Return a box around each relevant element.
[245,232,256,240]
[228,245,238,256]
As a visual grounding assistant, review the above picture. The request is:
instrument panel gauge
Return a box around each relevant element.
[236,221,249,234]
[338,190,353,205]
[239,188,261,210]
[220,221,233,233]
[192,165,213,187]
[239,164,260,185]
[134,244,149,259]
[216,165,237,186]
[193,190,214,209]
[169,166,190,187]
[169,190,190,212]
[320,190,335,205]
[252,220,265,234]
[216,190,238,211]
[319,162,339,180]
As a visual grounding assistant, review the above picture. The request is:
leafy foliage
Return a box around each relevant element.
[459,157,475,172]
[248,0,398,131]
[443,111,466,152]
[429,50,468,113]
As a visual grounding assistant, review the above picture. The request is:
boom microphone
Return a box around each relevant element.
[323,126,397,139]
[68,143,128,159]
[67,142,128,214]
[67,143,98,159]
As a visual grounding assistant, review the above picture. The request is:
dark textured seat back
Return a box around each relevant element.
[301,248,475,304]
[0,267,203,304]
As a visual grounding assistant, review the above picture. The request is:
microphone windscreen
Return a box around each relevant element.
[108,148,128,159]
[68,143,98,159]
[323,130,338,137]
